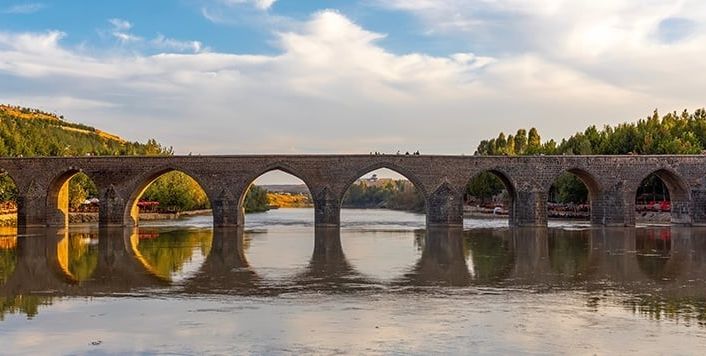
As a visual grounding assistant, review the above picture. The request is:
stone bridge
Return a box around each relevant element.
[2,155,706,228]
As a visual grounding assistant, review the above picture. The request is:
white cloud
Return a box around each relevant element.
[200,0,288,26]
[108,18,132,31]
[112,31,141,43]
[107,18,141,43]
[0,8,704,155]
[376,1,706,77]
[220,0,276,10]
[103,19,203,53]
[2,3,44,14]
[152,34,204,53]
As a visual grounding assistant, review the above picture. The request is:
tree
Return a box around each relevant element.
[141,172,209,212]
[514,129,527,154]
[542,139,558,154]
[69,181,88,209]
[467,172,505,204]
[495,133,507,154]
[0,174,17,203]
[476,140,491,155]
[506,134,516,155]
[342,180,424,212]
[243,185,269,213]
[550,173,588,203]
[527,127,541,154]
[68,173,97,210]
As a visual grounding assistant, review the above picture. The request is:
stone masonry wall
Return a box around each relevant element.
[1,155,706,228]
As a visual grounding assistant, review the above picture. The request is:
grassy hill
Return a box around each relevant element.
[0,104,174,208]
[0,104,269,218]
[0,104,170,157]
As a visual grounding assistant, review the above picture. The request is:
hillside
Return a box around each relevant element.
[0,104,178,222]
[0,104,170,157]
[260,184,310,195]
[0,104,270,220]
[267,192,312,208]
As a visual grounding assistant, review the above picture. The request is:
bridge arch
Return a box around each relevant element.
[239,162,315,203]
[464,168,518,226]
[339,165,427,225]
[123,165,213,227]
[545,168,602,223]
[341,161,429,202]
[633,168,691,224]
[0,168,18,228]
[237,164,316,226]
[46,168,100,227]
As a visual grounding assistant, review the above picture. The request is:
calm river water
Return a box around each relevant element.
[2,209,706,354]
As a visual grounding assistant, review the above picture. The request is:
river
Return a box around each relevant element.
[1,208,705,354]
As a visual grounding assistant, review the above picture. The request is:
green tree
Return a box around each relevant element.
[550,173,588,203]
[495,133,507,154]
[471,109,706,205]
[514,129,527,154]
[506,134,515,155]
[68,173,97,210]
[527,127,541,154]
[141,171,209,212]
[343,180,425,212]
[467,172,505,204]
[243,185,269,213]
[0,174,17,203]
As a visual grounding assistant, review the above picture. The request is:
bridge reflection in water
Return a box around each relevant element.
[2,226,706,326]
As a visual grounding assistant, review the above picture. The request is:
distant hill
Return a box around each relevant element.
[0,104,170,157]
[260,184,311,195]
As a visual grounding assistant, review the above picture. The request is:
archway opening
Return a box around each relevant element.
[634,170,688,224]
[341,168,426,227]
[0,170,17,231]
[240,169,314,227]
[547,169,599,223]
[67,173,98,226]
[240,169,315,280]
[335,168,425,281]
[47,171,98,227]
[128,170,212,227]
[464,170,516,226]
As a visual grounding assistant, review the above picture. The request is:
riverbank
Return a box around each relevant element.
[71,209,213,224]
[0,209,213,226]
[463,206,672,224]
[0,208,675,226]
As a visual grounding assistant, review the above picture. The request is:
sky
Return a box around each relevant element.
[1,0,705,160]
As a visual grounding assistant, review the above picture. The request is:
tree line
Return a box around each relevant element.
[476,109,706,156]
[469,109,706,204]
[343,180,425,212]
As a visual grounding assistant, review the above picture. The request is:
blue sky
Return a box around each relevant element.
[0,1,450,56]
[1,0,705,165]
